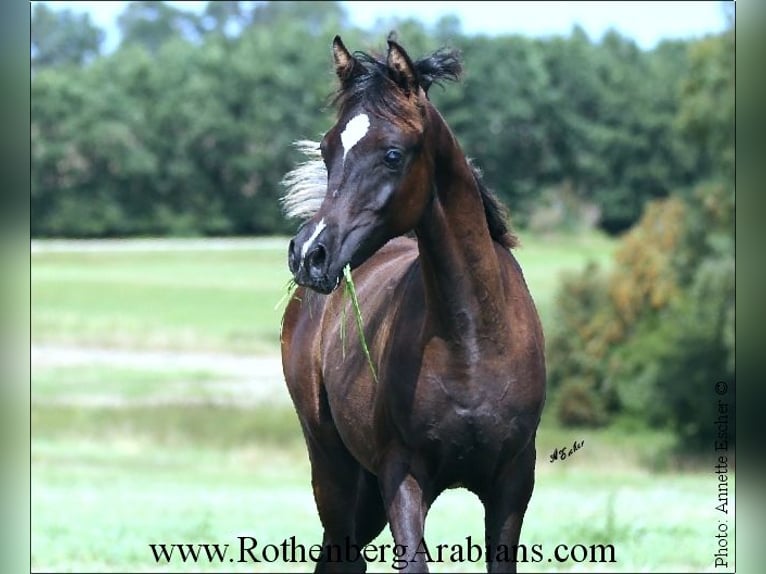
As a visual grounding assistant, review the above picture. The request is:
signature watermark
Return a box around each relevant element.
[148,536,616,569]
[549,439,585,463]
[713,380,731,570]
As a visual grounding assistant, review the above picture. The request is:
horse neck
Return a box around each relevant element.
[414,104,508,352]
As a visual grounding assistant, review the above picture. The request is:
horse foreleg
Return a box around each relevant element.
[481,440,536,574]
[379,456,432,573]
[304,430,368,573]
[354,468,387,547]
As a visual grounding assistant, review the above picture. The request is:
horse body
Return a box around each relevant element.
[280,36,545,573]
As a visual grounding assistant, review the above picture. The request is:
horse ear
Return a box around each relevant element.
[332,35,360,85]
[387,40,419,95]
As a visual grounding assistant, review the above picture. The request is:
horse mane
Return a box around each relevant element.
[468,160,518,249]
[332,46,462,118]
[281,41,517,249]
[280,140,325,221]
[414,48,463,93]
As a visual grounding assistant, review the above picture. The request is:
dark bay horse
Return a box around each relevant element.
[280,36,546,573]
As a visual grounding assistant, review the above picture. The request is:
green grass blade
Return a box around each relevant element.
[274,278,299,312]
[340,296,347,359]
[343,264,378,383]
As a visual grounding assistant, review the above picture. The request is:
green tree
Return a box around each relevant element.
[30,1,730,240]
[31,3,104,69]
[200,1,246,37]
[117,1,203,53]
[250,1,348,34]
[676,27,735,186]
[546,24,734,452]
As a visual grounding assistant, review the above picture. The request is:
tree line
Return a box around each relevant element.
[32,1,727,237]
[547,20,734,450]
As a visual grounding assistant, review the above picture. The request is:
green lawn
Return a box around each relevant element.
[31,235,734,572]
[31,242,291,354]
[31,233,615,354]
[31,395,728,573]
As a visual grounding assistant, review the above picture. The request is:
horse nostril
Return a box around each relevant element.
[306,244,327,277]
[288,239,298,273]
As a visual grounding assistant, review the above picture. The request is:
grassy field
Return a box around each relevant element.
[31,239,290,354]
[31,234,734,572]
[31,233,614,354]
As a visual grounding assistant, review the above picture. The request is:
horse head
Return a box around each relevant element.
[285,35,461,294]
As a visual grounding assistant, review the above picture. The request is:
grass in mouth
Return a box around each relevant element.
[276,278,300,341]
[275,268,377,382]
[274,278,300,312]
[343,264,378,383]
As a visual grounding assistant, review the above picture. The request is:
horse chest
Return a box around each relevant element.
[412,373,518,434]
[324,352,522,473]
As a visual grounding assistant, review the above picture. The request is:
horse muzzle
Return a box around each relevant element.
[287,216,382,295]
[288,232,342,295]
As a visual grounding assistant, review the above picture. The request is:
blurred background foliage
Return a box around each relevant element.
[31,1,734,453]
[32,0,730,238]
[547,12,734,450]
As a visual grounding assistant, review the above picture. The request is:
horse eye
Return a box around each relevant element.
[384,149,403,168]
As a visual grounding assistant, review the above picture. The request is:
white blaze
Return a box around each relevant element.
[340,113,370,161]
[301,218,326,260]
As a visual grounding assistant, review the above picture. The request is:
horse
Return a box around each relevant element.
[280,35,546,573]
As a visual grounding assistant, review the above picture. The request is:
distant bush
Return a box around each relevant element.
[555,377,608,427]
[528,182,601,234]
[546,260,616,408]
[544,198,693,423]
[547,183,734,452]
[546,16,733,452]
